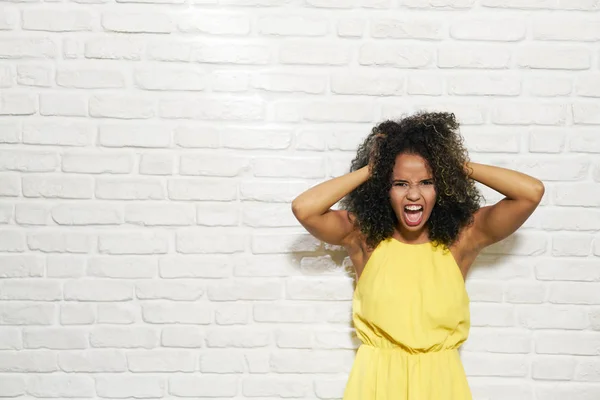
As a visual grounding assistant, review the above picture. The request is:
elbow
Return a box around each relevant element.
[532,181,545,203]
[291,200,306,221]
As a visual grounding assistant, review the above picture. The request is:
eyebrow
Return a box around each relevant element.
[393,178,434,182]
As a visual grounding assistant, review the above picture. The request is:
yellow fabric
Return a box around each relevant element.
[343,237,471,400]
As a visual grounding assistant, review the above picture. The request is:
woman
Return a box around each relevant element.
[291,111,544,399]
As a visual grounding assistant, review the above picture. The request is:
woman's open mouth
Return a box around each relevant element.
[403,205,423,226]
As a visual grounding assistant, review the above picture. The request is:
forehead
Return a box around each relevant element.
[392,153,432,179]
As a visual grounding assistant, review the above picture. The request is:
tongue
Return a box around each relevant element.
[404,211,423,225]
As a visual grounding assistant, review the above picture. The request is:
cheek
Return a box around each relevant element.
[426,190,437,207]
[389,189,403,210]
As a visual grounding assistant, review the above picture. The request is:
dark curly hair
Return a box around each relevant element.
[340,110,483,250]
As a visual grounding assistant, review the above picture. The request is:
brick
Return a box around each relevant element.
[528,76,572,97]
[96,376,165,397]
[90,327,159,348]
[0,93,36,115]
[159,98,264,121]
[139,152,174,175]
[359,43,432,68]
[447,74,521,96]
[569,128,600,153]
[98,124,170,148]
[125,203,195,226]
[134,67,206,91]
[337,18,365,37]
[575,73,600,97]
[258,16,327,36]
[47,255,85,278]
[179,154,250,177]
[491,102,566,125]
[23,327,87,349]
[64,280,133,301]
[57,68,124,88]
[96,177,165,200]
[450,18,526,41]
[211,70,249,92]
[102,12,172,33]
[59,350,126,372]
[62,151,133,174]
[51,204,123,225]
[60,304,96,326]
[0,173,20,196]
[573,103,600,125]
[438,45,510,69]
[253,156,325,178]
[0,375,25,396]
[0,38,56,59]
[180,14,250,35]
[193,44,270,64]
[162,326,204,347]
[169,376,238,398]
[176,229,246,254]
[331,72,405,96]
[174,125,219,148]
[22,9,93,32]
[16,65,52,87]
[23,175,93,199]
[23,122,94,146]
[252,72,326,94]
[85,37,143,60]
[89,95,155,119]
[0,230,25,252]
[533,16,600,41]
[28,231,93,253]
[39,93,86,117]
[517,45,590,70]
[98,232,169,255]
[0,254,44,278]
[15,204,50,225]
[142,303,211,324]
[280,42,350,65]
[0,303,56,325]
[197,201,238,226]
[241,180,309,202]
[532,356,575,380]
[402,0,474,7]
[0,121,19,143]
[481,0,555,8]
[168,178,236,201]
[88,256,156,279]
[146,40,191,62]
[221,128,292,150]
[371,18,444,40]
[306,0,355,7]
[0,7,18,30]
[305,101,374,122]
[554,183,600,206]
[0,204,12,223]
[136,280,203,300]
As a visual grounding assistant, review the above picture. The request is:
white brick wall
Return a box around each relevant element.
[0,0,599,398]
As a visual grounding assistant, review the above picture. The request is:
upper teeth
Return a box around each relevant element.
[405,205,422,211]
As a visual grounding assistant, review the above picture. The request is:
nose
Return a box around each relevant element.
[406,189,421,201]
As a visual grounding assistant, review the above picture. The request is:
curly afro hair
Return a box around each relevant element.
[340,110,483,250]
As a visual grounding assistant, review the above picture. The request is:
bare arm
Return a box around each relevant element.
[466,161,545,250]
[291,166,370,246]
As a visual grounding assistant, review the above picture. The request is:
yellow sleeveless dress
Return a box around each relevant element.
[343,237,471,399]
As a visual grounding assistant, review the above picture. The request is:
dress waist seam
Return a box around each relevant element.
[360,343,460,355]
